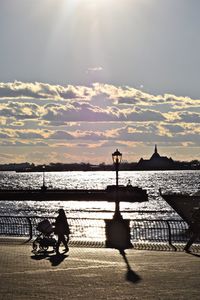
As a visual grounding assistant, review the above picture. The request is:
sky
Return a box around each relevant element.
[0,0,200,164]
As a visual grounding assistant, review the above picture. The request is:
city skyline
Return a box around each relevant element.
[0,1,200,164]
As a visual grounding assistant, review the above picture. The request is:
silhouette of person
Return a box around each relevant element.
[127,179,131,186]
[54,209,70,255]
[184,207,200,252]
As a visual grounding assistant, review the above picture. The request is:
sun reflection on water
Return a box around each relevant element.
[0,170,199,219]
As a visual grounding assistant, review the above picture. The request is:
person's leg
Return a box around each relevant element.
[63,235,69,250]
[64,235,69,251]
[184,233,198,251]
[60,234,69,251]
[56,235,62,254]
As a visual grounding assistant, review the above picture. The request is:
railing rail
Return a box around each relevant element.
[0,215,198,247]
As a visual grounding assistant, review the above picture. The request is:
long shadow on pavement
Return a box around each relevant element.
[119,249,142,284]
[48,253,68,266]
[30,250,51,260]
[187,252,200,258]
[31,250,68,266]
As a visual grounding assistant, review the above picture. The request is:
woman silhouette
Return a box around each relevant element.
[54,209,70,255]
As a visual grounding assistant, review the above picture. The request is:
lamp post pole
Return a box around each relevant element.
[43,165,45,188]
[116,157,119,187]
[112,149,122,220]
[115,157,120,219]
[42,165,46,191]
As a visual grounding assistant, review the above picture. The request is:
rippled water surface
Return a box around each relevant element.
[0,170,199,219]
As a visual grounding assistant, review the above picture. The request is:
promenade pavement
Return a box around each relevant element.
[0,239,199,300]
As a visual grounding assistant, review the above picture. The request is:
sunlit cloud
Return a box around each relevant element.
[0,81,94,101]
[86,67,103,73]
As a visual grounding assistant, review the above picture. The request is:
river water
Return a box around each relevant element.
[0,170,199,220]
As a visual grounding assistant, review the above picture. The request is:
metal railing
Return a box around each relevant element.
[0,215,197,248]
[130,219,193,248]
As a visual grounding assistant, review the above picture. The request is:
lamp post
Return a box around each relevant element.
[41,165,47,191]
[112,149,122,220]
[104,149,132,250]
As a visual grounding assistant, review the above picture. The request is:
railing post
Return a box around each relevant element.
[26,217,32,241]
[166,220,176,251]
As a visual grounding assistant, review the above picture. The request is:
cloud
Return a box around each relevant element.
[48,131,74,140]
[0,101,43,119]
[177,112,200,123]
[87,67,103,73]
[0,140,48,147]
[0,81,95,101]
[0,128,49,140]
[162,124,185,134]
[122,108,166,121]
[0,81,200,163]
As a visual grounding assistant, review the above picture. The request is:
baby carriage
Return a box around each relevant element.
[32,219,57,252]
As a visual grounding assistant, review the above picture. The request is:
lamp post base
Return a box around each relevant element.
[105,218,133,250]
[113,210,123,221]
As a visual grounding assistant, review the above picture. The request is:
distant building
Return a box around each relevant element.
[137,145,175,170]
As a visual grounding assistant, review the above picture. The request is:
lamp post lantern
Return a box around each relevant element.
[112,149,122,220]
[112,149,122,188]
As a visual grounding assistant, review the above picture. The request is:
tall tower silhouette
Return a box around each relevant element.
[154,144,158,154]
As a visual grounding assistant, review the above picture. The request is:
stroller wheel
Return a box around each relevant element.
[32,242,38,251]
[40,245,48,251]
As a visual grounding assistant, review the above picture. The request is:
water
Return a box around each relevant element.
[0,170,199,220]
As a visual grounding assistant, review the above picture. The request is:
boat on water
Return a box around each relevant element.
[160,189,200,225]
[0,184,148,202]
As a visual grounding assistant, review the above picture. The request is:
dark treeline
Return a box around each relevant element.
[0,160,200,172]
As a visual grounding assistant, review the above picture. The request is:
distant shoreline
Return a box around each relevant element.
[0,160,200,173]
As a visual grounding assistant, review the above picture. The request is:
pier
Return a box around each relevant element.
[0,185,148,202]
